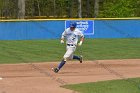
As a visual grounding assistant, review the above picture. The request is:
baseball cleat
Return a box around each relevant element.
[52,68,59,73]
[80,55,83,63]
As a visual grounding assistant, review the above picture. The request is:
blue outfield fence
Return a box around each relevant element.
[0,19,140,40]
[94,20,140,38]
[0,21,64,40]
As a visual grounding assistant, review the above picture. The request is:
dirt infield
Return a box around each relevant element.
[0,59,140,93]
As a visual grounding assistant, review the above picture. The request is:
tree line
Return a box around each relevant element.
[0,0,139,19]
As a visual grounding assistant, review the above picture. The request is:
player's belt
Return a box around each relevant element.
[67,44,75,46]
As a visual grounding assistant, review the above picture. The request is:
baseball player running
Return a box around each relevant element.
[52,21,84,73]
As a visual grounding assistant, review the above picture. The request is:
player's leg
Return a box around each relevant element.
[53,46,74,73]
[67,47,83,63]
[73,55,80,60]
[59,47,74,69]
[57,59,66,70]
[53,59,66,73]
[73,55,83,63]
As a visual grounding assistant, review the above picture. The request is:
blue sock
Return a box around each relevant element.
[73,55,80,61]
[58,60,66,70]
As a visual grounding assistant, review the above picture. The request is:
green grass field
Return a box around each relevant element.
[0,38,140,64]
[0,38,140,93]
[62,78,140,93]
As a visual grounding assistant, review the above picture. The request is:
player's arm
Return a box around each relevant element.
[60,30,66,44]
[78,35,84,46]
[80,35,84,42]
[78,30,84,46]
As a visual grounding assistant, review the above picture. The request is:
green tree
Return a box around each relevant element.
[99,0,138,17]
[18,0,25,19]
[0,0,140,19]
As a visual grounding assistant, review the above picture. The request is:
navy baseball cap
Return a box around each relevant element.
[70,22,77,28]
